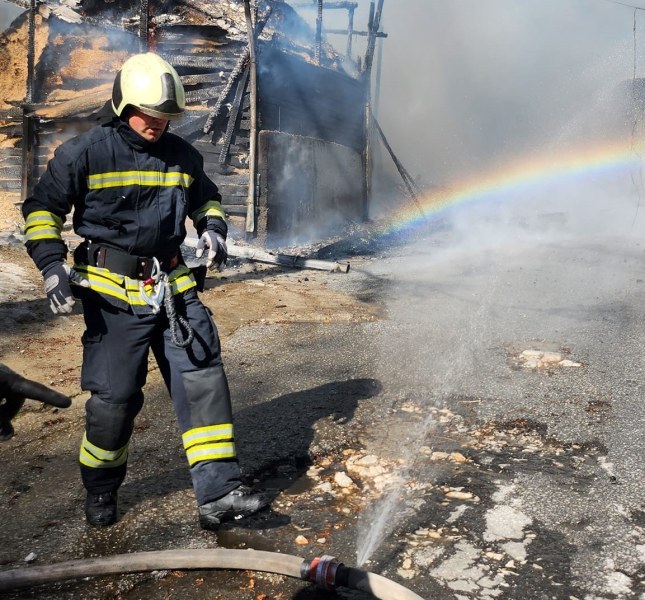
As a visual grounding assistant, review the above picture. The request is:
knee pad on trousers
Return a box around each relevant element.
[85,391,144,450]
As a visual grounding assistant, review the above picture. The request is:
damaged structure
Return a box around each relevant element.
[0,0,387,244]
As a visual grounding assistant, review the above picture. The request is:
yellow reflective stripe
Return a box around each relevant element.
[186,442,237,466]
[74,266,129,303]
[73,265,196,306]
[192,200,227,224]
[87,171,193,190]
[169,273,196,295]
[23,211,63,242]
[24,211,64,229]
[79,433,128,468]
[182,424,234,450]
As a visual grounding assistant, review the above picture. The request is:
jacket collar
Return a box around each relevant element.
[113,119,157,152]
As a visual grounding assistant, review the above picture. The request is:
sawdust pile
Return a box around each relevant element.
[0,11,48,111]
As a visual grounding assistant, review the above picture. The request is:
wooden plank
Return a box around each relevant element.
[0,179,21,191]
[0,148,22,158]
[217,183,248,197]
[181,72,229,86]
[221,203,248,215]
[0,165,21,178]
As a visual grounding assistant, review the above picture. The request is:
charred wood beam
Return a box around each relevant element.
[139,0,149,51]
[292,2,358,9]
[324,29,387,38]
[20,111,35,201]
[347,5,354,58]
[243,0,258,236]
[184,237,350,272]
[364,0,384,76]
[171,114,211,138]
[181,73,227,86]
[26,0,36,103]
[219,66,250,165]
[26,86,112,119]
[154,24,228,40]
[202,52,248,134]
[372,115,424,218]
[202,8,271,135]
[315,0,323,65]
[185,86,225,103]
[162,54,229,69]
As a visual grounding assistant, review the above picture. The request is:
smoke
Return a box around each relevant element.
[368,0,638,184]
[306,1,645,567]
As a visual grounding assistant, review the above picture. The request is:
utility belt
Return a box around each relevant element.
[74,241,180,280]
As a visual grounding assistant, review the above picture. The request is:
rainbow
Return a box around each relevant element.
[383,138,643,235]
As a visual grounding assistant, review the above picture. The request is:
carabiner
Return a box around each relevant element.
[139,258,165,313]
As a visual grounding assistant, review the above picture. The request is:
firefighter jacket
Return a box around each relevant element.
[22,118,227,313]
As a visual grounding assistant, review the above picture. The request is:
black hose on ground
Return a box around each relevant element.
[0,549,425,599]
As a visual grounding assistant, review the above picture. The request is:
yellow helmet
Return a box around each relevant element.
[112,53,185,120]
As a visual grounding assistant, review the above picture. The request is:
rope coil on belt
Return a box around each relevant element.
[162,278,194,348]
[139,259,194,348]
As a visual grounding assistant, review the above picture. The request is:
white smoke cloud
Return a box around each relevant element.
[369,0,639,183]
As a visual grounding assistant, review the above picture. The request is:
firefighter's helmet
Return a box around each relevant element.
[112,53,185,120]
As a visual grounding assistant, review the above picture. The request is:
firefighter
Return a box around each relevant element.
[22,52,269,529]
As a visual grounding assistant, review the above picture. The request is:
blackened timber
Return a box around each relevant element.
[185,86,225,103]
[257,46,365,153]
[324,29,387,37]
[139,0,149,51]
[162,54,243,69]
[181,73,227,86]
[171,114,211,138]
[202,51,248,134]
[155,24,228,40]
[243,0,259,236]
[26,0,35,103]
[21,110,34,201]
[292,2,358,9]
[219,66,250,164]
[315,0,323,65]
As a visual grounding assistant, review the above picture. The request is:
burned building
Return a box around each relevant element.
[0,0,387,244]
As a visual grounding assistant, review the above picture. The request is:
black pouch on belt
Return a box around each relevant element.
[190,264,207,292]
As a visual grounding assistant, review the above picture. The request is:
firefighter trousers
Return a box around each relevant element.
[78,289,242,506]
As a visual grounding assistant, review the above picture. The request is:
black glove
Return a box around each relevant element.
[0,363,72,441]
[195,231,228,271]
[41,261,89,315]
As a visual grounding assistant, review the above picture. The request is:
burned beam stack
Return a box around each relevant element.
[0,0,382,245]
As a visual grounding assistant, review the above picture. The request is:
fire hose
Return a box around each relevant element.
[0,550,425,599]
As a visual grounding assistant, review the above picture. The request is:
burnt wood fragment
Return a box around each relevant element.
[219,66,250,164]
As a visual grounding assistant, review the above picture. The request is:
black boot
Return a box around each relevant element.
[198,485,270,530]
[85,491,118,527]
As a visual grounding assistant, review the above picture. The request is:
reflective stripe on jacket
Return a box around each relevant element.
[22,118,226,307]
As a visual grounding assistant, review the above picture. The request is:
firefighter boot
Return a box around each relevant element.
[198,485,270,530]
[85,491,118,527]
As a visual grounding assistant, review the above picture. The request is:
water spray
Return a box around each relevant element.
[0,549,425,599]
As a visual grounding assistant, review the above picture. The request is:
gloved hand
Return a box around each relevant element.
[41,261,90,315]
[195,231,228,272]
[0,363,72,441]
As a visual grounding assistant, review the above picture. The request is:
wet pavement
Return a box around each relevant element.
[1,205,645,599]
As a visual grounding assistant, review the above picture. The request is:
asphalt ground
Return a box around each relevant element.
[1,192,644,599]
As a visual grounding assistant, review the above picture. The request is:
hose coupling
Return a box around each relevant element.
[300,555,343,590]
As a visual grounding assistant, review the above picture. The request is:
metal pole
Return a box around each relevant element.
[243,0,259,237]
